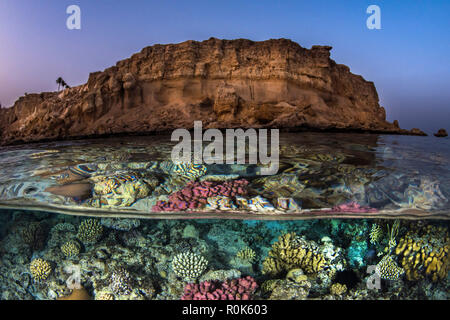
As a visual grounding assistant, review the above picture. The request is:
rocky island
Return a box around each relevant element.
[0,38,426,145]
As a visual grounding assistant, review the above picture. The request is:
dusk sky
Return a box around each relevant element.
[0,0,449,133]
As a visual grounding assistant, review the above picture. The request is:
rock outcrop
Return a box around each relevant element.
[434,129,448,137]
[0,38,426,145]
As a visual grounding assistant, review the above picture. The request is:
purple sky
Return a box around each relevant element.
[0,0,449,133]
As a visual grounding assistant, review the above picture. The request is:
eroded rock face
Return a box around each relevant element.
[0,38,425,145]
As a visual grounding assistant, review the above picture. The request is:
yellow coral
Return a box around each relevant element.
[262,232,326,276]
[236,247,256,263]
[61,240,81,257]
[30,258,52,281]
[394,224,449,282]
[330,283,347,296]
[369,223,383,244]
[77,219,103,243]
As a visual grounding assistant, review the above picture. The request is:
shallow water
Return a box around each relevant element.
[0,209,448,300]
[0,133,448,219]
[0,132,449,300]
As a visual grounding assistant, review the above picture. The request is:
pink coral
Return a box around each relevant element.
[152,179,249,212]
[326,201,378,213]
[181,276,258,300]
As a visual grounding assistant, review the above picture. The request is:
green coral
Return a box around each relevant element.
[30,258,52,281]
[77,219,103,243]
[61,240,81,257]
[171,251,208,281]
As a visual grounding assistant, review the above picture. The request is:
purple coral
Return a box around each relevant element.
[152,179,249,212]
[181,276,258,300]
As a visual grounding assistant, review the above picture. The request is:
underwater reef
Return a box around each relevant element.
[0,209,448,300]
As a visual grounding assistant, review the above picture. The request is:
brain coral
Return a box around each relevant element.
[394,224,449,282]
[77,219,103,243]
[262,232,326,276]
[171,251,208,281]
[30,258,52,281]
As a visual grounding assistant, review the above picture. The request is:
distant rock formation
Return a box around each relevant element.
[434,129,448,137]
[0,38,426,145]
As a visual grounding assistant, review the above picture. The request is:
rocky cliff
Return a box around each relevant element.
[0,38,425,145]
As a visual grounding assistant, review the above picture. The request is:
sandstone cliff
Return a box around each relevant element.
[0,38,425,145]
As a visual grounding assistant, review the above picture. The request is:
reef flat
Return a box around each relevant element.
[0,209,448,300]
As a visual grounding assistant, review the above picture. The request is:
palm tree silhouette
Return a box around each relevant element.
[56,77,63,91]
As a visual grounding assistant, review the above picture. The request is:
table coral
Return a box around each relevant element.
[181,276,258,300]
[152,179,249,211]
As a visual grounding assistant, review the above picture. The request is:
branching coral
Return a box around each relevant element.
[110,267,133,295]
[152,179,248,211]
[236,247,256,264]
[394,224,449,282]
[21,222,47,251]
[77,219,103,243]
[262,232,326,276]
[181,276,258,300]
[61,240,81,257]
[171,251,208,281]
[369,223,383,244]
[30,258,52,282]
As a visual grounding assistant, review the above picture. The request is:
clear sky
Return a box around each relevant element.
[0,0,449,133]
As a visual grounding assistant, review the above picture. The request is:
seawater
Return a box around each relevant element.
[0,132,448,300]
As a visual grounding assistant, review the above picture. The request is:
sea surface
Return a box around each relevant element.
[0,132,448,300]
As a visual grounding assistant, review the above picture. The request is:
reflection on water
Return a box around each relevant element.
[0,133,448,219]
[0,209,448,300]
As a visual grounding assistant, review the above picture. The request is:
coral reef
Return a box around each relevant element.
[21,222,47,251]
[375,254,404,281]
[60,240,81,258]
[181,276,258,300]
[394,224,449,282]
[235,247,256,264]
[330,283,347,296]
[152,179,248,211]
[30,258,52,282]
[110,267,133,295]
[262,232,326,276]
[171,251,208,281]
[77,219,103,244]
[369,223,383,244]
[88,173,158,207]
